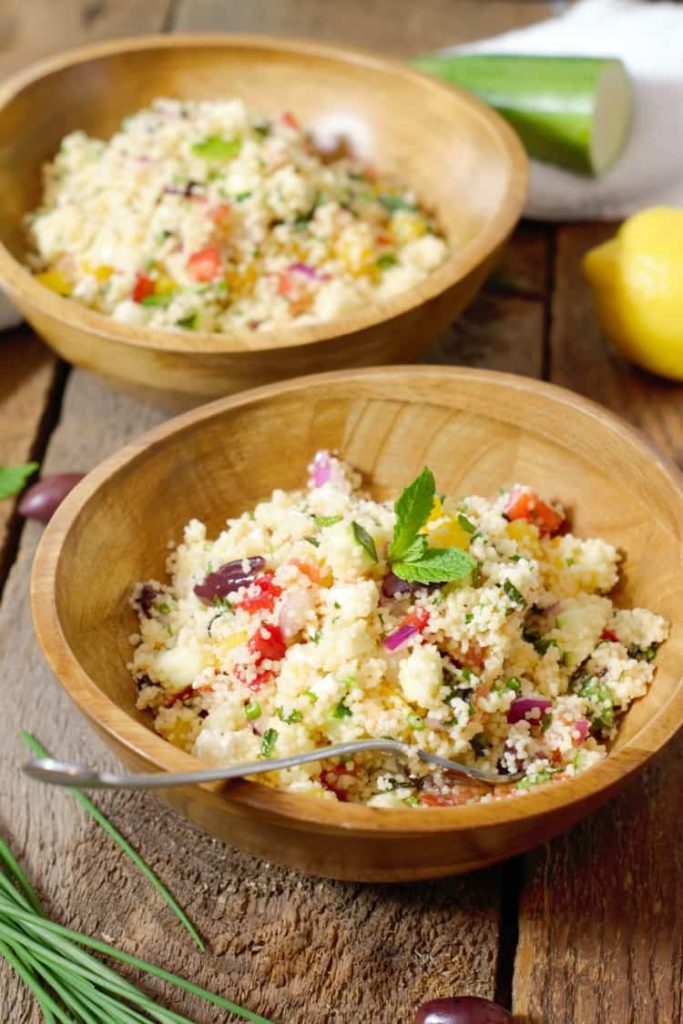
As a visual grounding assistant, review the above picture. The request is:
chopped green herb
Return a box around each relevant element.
[457,513,476,534]
[461,667,473,682]
[509,554,522,562]
[235,190,253,201]
[565,557,576,567]
[304,535,320,547]
[389,467,435,562]
[379,194,416,212]
[471,732,489,756]
[505,676,522,693]
[140,292,173,308]
[541,711,553,732]
[0,462,39,501]
[407,711,426,731]
[351,520,378,562]
[314,514,343,527]
[376,252,399,269]
[253,121,270,138]
[403,795,421,807]
[465,612,474,623]
[332,699,352,719]
[343,675,356,691]
[157,602,171,614]
[244,700,262,721]
[503,580,526,607]
[303,688,318,703]
[176,312,198,330]
[308,630,321,644]
[276,707,303,724]
[260,728,278,758]
[191,134,242,160]
[516,768,556,790]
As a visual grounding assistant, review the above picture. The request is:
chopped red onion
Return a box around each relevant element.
[507,697,552,724]
[309,450,332,487]
[289,261,318,279]
[383,624,418,651]
[193,556,265,606]
[573,718,590,742]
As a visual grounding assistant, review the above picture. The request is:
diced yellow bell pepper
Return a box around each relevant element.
[35,270,71,296]
[391,211,427,246]
[428,516,471,550]
[506,519,543,559]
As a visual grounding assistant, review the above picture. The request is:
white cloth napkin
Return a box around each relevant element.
[443,0,683,221]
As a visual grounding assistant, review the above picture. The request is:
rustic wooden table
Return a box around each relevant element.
[1,3,681,1022]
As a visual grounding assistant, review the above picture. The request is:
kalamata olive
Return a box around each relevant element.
[193,556,265,606]
[381,571,421,599]
[414,996,513,1024]
[17,473,85,523]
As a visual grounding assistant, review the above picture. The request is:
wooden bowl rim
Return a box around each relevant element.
[30,366,683,836]
[0,32,527,356]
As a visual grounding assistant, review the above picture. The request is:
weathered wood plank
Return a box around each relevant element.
[173,0,552,55]
[0,0,173,79]
[0,328,57,586]
[0,371,503,1024]
[513,223,683,1024]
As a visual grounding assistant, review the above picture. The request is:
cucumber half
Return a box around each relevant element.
[412,54,633,177]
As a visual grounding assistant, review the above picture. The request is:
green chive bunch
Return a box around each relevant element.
[0,835,275,1024]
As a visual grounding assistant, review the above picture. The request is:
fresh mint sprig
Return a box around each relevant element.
[388,468,477,586]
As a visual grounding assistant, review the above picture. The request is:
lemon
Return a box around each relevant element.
[583,207,683,381]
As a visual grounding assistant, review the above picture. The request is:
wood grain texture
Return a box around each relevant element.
[0,373,502,1022]
[0,35,526,408]
[0,0,173,78]
[174,0,552,55]
[0,327,57,585]
[512,223,683,1024]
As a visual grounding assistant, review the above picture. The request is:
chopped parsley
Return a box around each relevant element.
[379,194,416,212]
[503,580,526,608]
[314,514,342,527]
[260,728,278,758]
[457,513,476,534]
[276,707,303,724]
[351,520,378,562]
[332,699,353,720]
[376,252,398,269]
[516,768,556,790]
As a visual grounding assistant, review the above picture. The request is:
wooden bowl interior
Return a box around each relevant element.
[52,370,683,773]
[0,40,514,265]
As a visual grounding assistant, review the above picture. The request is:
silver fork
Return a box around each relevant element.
[23,739,522,791]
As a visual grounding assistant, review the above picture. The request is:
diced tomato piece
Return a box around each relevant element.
[291,560,321,584]
[600,629,619,643]
[401,607,430,632]
[282,111,300,130]
[277,271,295,297]
[504,491,564,536]
[248,622,287,664]
[210,203,231,225]
[165,684,194,707]
[187,246,221,282]
[236,574,282,614]
[246,669,274,692]
[132,271,155,303]
[320,761,356,802]
[419,788,476,807]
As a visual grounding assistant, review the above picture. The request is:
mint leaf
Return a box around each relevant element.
[399,535,428,564]
[191,135,242,160]
[393,546,476,584]
[314,514,342,527]
[0,462,39,500]
[351,521,378,562]
[389,467,435,561]
[379,194,416,212]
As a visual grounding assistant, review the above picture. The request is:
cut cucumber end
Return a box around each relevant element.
[590,59,633,176]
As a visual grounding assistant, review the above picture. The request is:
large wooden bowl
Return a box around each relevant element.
[0,35,526,409]
[31,367,683,881]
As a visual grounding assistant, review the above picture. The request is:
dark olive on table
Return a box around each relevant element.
[17,473,85,523]
[414,996,513,1024]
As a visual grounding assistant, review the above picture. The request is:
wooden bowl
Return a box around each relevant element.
[0,35,526,409]
[30,366,683,882]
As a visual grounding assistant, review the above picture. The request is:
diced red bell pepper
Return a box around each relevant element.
[282,111,300,130]
[401,607,430,632]
[210,203,231,225]
[505,491,564,536]
[236,574,282,614]
[246,669,274,692]
[248,622,287,664]
[132,271,155,303]
[187,245,222,282]
[164,684,195,707]
[600,629,619,643]
[277,271,295,297]
[320,761,356,802]
[419,788,476,807]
